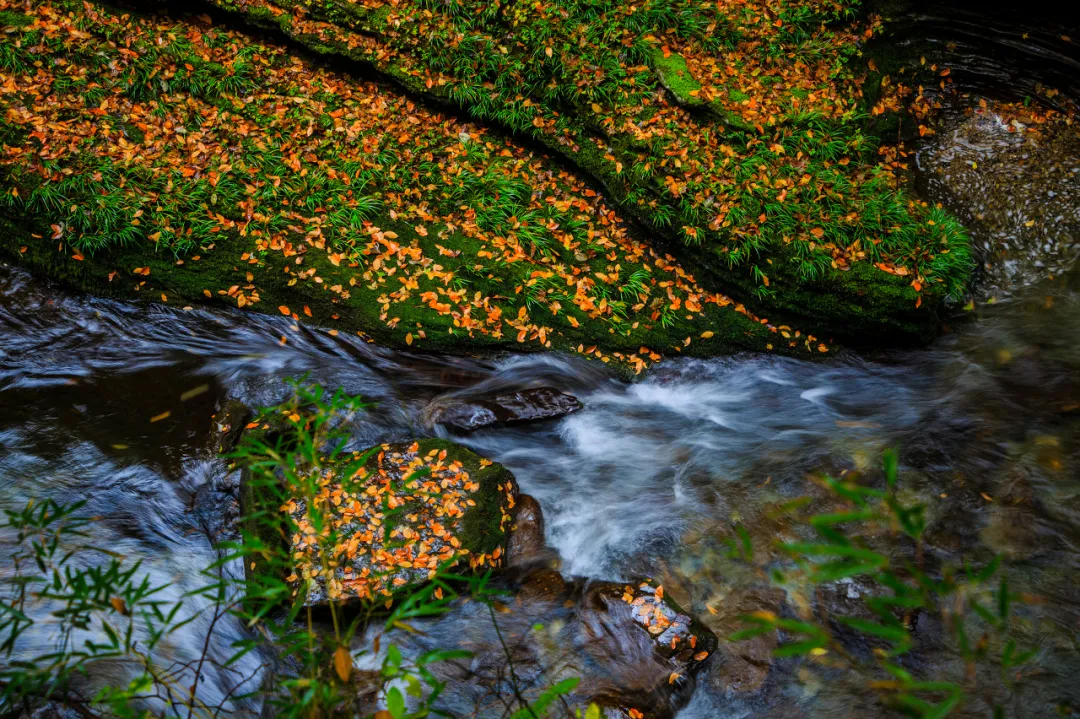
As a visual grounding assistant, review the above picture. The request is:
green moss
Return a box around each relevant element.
[1,0,972,359]
[705,100,757,131]
[0,10,33,27]
[416,439,516,556]
[650,49,704,107]
[192,0,974,345]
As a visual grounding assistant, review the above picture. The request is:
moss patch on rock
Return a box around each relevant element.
[650,49,705,106]
[243,438,517,606]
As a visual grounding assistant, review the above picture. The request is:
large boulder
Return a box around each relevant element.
[242,439,518,606]
[0,0,804,371]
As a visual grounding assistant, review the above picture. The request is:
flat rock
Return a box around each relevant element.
[425,387,583,431]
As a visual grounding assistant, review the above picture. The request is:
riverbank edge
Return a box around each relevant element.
[0,210,807,377]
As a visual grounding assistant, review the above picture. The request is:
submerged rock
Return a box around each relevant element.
[210,399,251,457]
[696,585,783,696]
[241,439,518,606]
[423,387,583,431]
[918,100,1080,298]
[382,567,718,718]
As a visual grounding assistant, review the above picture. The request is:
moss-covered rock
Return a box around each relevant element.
[199,0,973,343]
[242,438,517,606]
[0,0,837,368]
[650,49,705,107]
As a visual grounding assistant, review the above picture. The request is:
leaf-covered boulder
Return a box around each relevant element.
[244,439,518,606]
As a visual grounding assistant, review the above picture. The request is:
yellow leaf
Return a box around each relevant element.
[700,331,715,338]
[278,305,291,315]
[333,646,352,682]
[591,103,602,113]
[406,333,413,345]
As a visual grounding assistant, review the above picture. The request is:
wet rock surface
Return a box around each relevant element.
[696,585,784,696]
[917,100,1080,300]
[378,567,718,718]
[423,387,583,431]
[506,493,556,567]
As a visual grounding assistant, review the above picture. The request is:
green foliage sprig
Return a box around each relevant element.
[728,451,1038,718]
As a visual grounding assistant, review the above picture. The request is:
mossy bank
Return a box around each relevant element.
[0,0,844,373]
[0,0,970,367]
[202,0,972,343]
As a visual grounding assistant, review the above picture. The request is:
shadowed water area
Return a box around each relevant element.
[2,1,1080,717]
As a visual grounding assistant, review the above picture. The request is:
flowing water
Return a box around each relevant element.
[3,2,1080,717]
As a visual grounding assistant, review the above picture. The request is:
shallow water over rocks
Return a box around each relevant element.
[3,251,1080,715]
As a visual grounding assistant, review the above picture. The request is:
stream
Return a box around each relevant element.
[2,1,1080,717]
